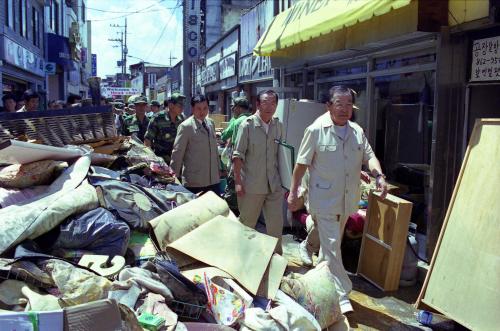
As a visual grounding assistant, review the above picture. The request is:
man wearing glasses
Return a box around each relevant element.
[287,85,387,314]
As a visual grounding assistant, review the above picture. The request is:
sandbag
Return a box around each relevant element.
[0,160,66,189]
[52,207,130,257]
[280,261,342,329]
[0,156,93,254]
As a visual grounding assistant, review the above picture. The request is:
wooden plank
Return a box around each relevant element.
[418,119,500,331]
[357,192,413,291]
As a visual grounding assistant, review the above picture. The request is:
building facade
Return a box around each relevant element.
[0,0,46,108]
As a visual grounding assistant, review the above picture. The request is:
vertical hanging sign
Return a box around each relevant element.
[184,0,200,62]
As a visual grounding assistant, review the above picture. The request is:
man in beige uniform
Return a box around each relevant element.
[233,90,284,253]
[288,85,387,313]
[170,94,220,194]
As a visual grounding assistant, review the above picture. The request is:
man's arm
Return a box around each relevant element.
[287,127,315,210]
[232,122,249,196]
[361,131,388,199]
[144,119,157,148]
[288,163,308,210]
[367,156,388,198]
[170,124,189,177]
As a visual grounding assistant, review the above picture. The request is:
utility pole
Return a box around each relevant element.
[109,19,128,87]
[168,52,177,67]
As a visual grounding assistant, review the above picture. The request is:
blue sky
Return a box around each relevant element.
[87,0,183,77]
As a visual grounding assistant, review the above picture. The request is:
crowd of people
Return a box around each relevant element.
[0,90,114,113]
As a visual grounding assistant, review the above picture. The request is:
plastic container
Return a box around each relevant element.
[416,310,455,330]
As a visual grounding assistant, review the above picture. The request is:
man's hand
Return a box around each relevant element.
[235,182,245,197]
[376,176,388,199]
[360,171,370,184]
[287,193,301,211]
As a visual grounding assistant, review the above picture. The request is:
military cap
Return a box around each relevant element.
[134,96,148,104]
[150,100,161,107]
[168,92,186,104]
[231,96,249,109]
[127,94,140,104]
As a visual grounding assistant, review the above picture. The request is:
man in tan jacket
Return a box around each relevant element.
[232,90,284,253]
[170,94,220,194]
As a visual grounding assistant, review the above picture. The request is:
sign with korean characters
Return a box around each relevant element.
[471,36,500,82]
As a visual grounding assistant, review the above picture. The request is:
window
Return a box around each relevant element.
[50,0,58,33]
[32,8,40,46]
[20,0,28,38]
[5,0,14,30]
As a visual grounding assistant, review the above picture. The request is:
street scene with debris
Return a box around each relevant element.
[0,0,498,330]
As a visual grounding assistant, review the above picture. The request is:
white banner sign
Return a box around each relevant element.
[471,36,500,82]
[101,87,140,97]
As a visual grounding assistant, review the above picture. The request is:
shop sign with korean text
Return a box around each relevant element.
[471,36,500,82]
[201,62,219,86]
[3,37,45,77]
[238,54,272,83]
[219,53,237,80]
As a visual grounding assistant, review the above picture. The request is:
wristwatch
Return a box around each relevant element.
[376,173,386,180]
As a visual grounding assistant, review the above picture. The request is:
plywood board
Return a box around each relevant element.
[357,192,412,291]
[418,119,500,331]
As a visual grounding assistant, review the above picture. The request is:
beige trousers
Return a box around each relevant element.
[309,214,352,297]
[237,190,284,254]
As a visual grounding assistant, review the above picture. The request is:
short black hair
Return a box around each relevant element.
[328,85,356,104]
[23,89,39,102]
[191,94,208,107]
[2,93,15,103]
[256,89,278,103]
[67,94,82,104]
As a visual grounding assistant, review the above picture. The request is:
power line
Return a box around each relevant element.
[86,0,178,14]
[89,0,170,22]
[145,0,181,61]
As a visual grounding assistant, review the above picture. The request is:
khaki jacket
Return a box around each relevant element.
[170,116,220,188]
[296,113,376,216]
[233,115,283,194]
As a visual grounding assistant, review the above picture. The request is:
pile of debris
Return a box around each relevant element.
[0,136,348,331]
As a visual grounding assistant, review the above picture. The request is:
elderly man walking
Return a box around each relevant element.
[232,90,284,253]
[287,85,387,313]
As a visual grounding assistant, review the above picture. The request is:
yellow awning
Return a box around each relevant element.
[254,0,412,56]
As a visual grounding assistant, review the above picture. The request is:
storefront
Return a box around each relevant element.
[255,0,449,256]
[1,36,46,107]
[46,33,73,101]
[200,26,239,117]
[238,0,276,111]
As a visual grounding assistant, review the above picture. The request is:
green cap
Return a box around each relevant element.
[232,96,249,109]
[168,92,186,104]
[150,100,161,107]
[127,94,140,104]
[134,96,148,104]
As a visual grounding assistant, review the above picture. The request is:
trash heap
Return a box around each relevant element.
[0,137,348,331]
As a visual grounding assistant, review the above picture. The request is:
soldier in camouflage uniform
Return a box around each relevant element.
[144,92,186,163]
[121,96,150,141]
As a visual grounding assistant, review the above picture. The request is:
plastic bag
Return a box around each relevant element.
[204,273,245,326]
[52,207,130,258]
[0,160,66,189]
[280,261,342,329]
